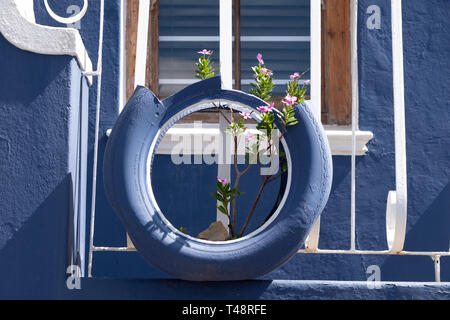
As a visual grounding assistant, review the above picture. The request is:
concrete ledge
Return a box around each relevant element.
[76,279,450,300]
[0,0,93,85]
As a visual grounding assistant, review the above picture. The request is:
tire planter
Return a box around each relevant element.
[103,76,332,281]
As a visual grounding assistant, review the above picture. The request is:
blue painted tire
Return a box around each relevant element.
[103,76,332,281]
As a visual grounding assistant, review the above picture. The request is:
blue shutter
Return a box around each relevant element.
[159,0,310,97]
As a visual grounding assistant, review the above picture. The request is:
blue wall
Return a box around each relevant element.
[0,35,89,297]
[0,0,449,299]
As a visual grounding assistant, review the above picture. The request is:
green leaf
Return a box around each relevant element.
[217,205,228,215]
[211,192,224,202]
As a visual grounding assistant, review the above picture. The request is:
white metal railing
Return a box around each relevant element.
[43,0,108,278]
[43,0,88,25]
[297,0,448,285]
[50,0,448,281]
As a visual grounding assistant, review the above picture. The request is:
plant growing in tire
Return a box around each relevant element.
[194,50,310,241]
[103,52,332,280]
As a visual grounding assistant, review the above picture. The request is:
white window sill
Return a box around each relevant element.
[123,123,373,156]
[323,125,373,156]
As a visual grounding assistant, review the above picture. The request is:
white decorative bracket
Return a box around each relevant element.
[386,0,408,253]
[44,0,88,25]
[0,0,93,85]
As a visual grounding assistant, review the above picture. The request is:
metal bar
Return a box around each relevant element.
[93,245,450,257]
[298,249,450,257]
[158,36,311,42]
[87,0,105,278]
[233,0,241,90]
[217,0,233,228]
[350,0,359,251]
[304,0,322,252]
[92,246,137,252]
[389,0,408,253]
[432,256,441,282]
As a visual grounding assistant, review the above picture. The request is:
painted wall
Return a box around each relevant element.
[0,0,449,299]
[0,35,89,297]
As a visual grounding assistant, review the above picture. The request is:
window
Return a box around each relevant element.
[125,0,352,125]
[321,0,351,125]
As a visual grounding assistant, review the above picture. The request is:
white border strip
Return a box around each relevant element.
[159,36,310,42]
[155,124,373,156]
[159,79,310,85]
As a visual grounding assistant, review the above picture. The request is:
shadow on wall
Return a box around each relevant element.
[0,34,70,106]
[381,182,450,282]
[0,176,71,299]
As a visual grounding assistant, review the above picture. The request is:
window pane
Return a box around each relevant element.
[239,0,311,96]
[159,0,219,97]
[158,0,311,98]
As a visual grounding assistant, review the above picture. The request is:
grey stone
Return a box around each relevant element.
[197,221,230,241]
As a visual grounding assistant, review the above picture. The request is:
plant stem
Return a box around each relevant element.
[232,135,239,232]
[238,123,287,237]
[212,102,232,124]
[239,177,269,237]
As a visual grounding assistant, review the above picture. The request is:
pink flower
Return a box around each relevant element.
[217,176,227,186]
[198,49,212,55]
[260,68,273,77]
[257,106,268,112]
[257,104,274,113]
[257,53,264,65]
[239,111,251,119]
[303,80,311,85]
[290,72,300,80]
[246,131,255,142]
[283,94,298,106]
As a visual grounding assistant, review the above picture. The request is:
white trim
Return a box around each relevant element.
[159,79,310,85]
[309,0,321,121]
[304,0,323,252]
[350,0,359,252]
[387,0,408,254]
[44,0,88,25]
[154,124,373,156]
[87,0,106,278]
[119,0,127,112]
[159,36,310,42]
[0,0,93,85]
[134,0,151,88]
[14,0,35,23]
[324,125,373,156]
[219,0,233,227]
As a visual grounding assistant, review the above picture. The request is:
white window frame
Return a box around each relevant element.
[151,0,373,156]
